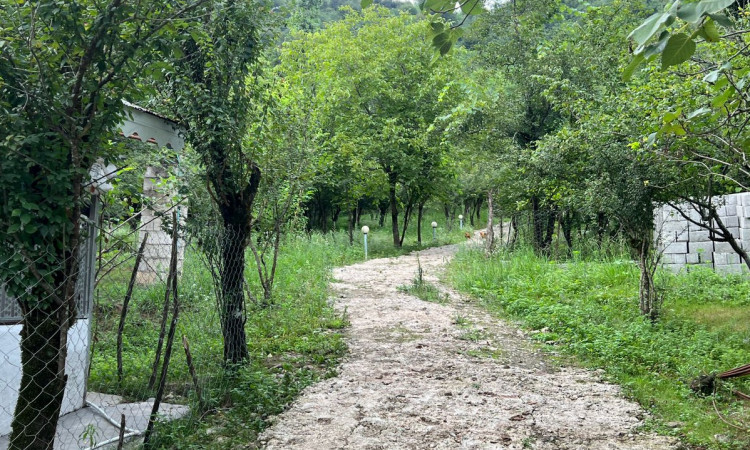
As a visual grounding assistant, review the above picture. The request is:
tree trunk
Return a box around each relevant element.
[634,236,660,322]
[388,174,401,247]
[10,192,83,450]
[465,200,474,227]
[560,211,574,255]
[399,200,414,248]
[485,190,494,255]
[10,306,68,450]
[542,206,556,253]
[355,201,362,227]
[378,203,387,228]
[510,214,519,247]
[417,203,425,245]
[596,212,608,249]
[347,208,355,246]
[331,206,340,228]
[475,197,483,223]
[220,222,249,364]
[532,196,543,252]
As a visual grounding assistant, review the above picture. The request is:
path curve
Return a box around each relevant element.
[259,244,677,449]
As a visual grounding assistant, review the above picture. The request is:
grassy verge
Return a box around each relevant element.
[88,209,468,448]
[446,247,750,449]
[90,233,351,448]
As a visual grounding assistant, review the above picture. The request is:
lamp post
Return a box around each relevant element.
[431,221,438,241]
[458,214,463,230]
[362,225,369,260]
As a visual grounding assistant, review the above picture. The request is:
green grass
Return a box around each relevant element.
[88,208,468,448]
[397,258,451,305]
[446,247,750,449]
[329,210,472,263]
[90,232,352,448]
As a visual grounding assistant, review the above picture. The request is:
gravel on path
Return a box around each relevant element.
[259,244,677,450]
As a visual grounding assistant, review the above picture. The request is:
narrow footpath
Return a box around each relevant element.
[259,244,677,449]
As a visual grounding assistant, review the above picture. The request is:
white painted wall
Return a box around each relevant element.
[0,319,90,436]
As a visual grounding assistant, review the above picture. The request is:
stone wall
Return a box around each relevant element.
[655,193,750,274]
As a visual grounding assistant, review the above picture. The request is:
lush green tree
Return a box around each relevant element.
[0,1,205,447]
[282,7,460,247]
[162,0,267,364]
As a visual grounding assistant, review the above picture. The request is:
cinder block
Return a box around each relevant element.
[690,229,711,241]
[723,216,740,228]
[725,253,741,265]
[691,241,714,254]
[664,242,688,254]
[725,194,738,206]
[662,263,683,273]
[738,193,750,206]
[718,264,744,275]
[669,253,687,265]
[686,253,701,264]
[714,253,727,265]
[713,241,738,253]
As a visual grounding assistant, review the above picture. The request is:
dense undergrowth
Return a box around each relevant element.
[88,212,467,448]
[447,247,750,449]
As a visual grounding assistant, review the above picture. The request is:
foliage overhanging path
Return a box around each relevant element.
[259,242,677,449]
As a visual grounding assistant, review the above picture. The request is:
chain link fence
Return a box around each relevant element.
[0,203,256,449]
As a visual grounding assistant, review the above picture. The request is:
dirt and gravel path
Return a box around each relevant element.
[259,243,677,449]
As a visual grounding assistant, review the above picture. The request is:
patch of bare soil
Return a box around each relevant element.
[259,244,677,449]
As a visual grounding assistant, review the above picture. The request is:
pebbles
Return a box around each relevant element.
[260,246,677,450]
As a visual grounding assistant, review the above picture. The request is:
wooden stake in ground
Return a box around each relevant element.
[149,212,179,390]
[118,232,149,385]
[143,239,181,447]
[117,414,126,450]
[183,335,205,410]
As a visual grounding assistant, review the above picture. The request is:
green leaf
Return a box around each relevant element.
[687,106,711,119]
[712,86,735,108]
[424,0,454,12]
[708,13,733,27]
[460,0,482,16]
[429,21,445,37]
[700,17,721,42]
[361,0,373,8]
[643,31,670,58]
[661,33,696,69]
[676,3,701,23]
[703,69,721,82]
[697,0,736,15]
[661,123,687,135]
[663,110,681,123]
[623,54,645,81]
[629,13,671,46]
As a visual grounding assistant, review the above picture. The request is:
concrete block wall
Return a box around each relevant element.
[655,193,750,274]
[136,166,187,285]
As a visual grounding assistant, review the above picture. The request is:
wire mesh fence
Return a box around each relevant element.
[0,205,258,449]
